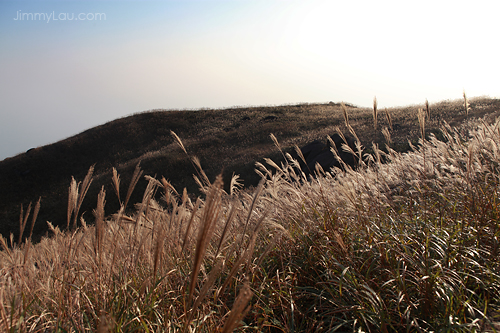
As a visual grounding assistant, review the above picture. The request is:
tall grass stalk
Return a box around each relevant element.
[111,167,121,205]
[382,127,392,147]
[342,102,350,128]
[418,108,426,140]
[67,165,94,230]
[186,175,223,307]
[464,90,470,117]
[123,163,142,210]
[18,202,32,244]
[385,108,393,131]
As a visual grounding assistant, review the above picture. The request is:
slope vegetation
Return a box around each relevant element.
[1,98,499,241]
[0,96,499,331]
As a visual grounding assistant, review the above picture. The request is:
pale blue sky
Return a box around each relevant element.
[1,0,499,160]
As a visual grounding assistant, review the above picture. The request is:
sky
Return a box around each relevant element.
[0,0,499,160]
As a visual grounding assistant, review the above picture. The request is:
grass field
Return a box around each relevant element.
[0,95,499,331]
[2,96,500,241]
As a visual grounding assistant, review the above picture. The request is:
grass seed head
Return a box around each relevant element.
[111,167,121,204]
[385,108,393,131]
[341,102,350,128]
[418,108,426,140]
[171,130,187,154]
[382,126,392,146]
[463,90,470,116]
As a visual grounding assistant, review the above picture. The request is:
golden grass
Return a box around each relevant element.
[418,107,426,139]
[1,95,500,331]
[0,141,290,331]
[17,197,40,244]
[342,102,350,128]
[382,126,392,146]
[111,167,121,205]
[385,107,393,131]
[464,90,470,116]
[3,97,500,243]
[67,165,94,230]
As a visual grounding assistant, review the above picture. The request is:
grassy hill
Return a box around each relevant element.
[0,95,500,331]
[0,99,500,238]
[1,97,500,241]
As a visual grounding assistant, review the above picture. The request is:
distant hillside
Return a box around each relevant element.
[1,98,499,241]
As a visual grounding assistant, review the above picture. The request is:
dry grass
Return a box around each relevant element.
[1,95,500,331]
[0,143,287,331]
[464,90,471,117]
[2,97,500,241]
[249,115,500,331]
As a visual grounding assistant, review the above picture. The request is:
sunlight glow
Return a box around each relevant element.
[0,0,498,159]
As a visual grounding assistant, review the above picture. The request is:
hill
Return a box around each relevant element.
[1,97,500,241]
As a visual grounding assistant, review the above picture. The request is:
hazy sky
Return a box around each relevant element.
[1,0,499,160]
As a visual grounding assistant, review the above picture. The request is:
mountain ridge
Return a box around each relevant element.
[1,98,499,241]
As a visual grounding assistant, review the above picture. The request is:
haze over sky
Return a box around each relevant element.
[1,0,499,160]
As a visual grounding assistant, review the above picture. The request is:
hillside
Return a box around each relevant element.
[1,97,500,241]
[1,96,500,331]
